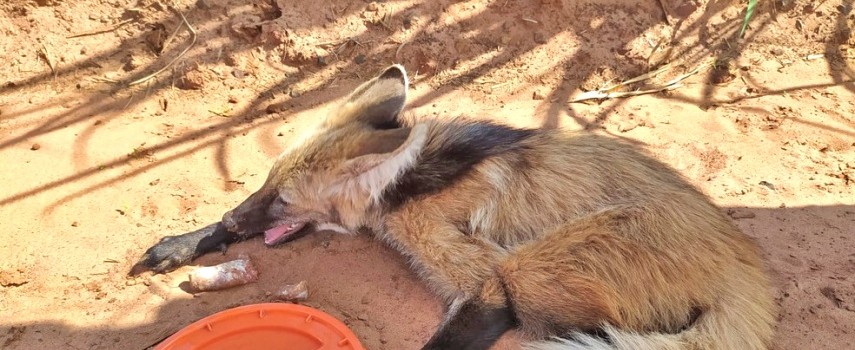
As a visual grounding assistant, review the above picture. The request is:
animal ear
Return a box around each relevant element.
[325,64,409,129]
[332,124,428,202]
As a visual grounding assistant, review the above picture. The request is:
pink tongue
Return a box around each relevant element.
[264,225,290,245]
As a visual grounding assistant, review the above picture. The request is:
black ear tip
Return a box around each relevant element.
[380,64,408,83]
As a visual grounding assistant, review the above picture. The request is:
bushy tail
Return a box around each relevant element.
[523,285,776,350]
[523,326,683,350]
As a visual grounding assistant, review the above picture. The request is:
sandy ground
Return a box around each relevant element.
[1,0,853,349]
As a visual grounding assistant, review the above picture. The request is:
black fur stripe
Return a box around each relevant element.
[382,120,535,209]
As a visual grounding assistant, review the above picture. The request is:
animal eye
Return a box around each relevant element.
[268,195,290,217]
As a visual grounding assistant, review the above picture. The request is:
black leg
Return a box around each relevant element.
[421,299,516,350]
[129,222,245,275]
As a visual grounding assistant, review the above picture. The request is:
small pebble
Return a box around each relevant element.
[274,281,309,302]
[317,55,328,66]
[354,54,366,64]
[728,209,756,219]
[71,221,79,227]
[266,103,287,114]
[534,32,547,44]
[30,143,41,151]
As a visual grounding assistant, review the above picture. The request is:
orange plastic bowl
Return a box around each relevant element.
[154,303,366,350]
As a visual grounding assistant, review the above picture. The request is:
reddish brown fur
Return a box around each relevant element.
[257,65,777,350]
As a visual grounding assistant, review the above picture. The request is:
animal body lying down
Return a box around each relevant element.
[132,65,777,350]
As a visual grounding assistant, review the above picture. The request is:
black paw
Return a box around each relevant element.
[129,234,200,275]
[129,222,236,276]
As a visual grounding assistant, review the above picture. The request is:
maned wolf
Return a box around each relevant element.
[131,65,777,350]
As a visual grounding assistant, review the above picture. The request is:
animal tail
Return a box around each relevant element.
[522,282,776,350]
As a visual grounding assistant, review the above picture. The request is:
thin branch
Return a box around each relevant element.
[67,19,135,39]
[570,60,710,103]
[129,8,197,86]
[395,41,406,62]
[38,42,58,80]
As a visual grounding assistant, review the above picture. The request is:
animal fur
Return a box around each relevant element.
[134,65,777,350]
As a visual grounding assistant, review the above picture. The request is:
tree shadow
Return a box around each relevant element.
[4,0,842,214]
[1,0,418,208]
[669,0,854,108]
[1,0,676,212]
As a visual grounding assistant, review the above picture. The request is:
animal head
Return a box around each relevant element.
[221,65,427,245]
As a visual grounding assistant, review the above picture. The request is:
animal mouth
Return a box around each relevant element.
[264,221,308,246]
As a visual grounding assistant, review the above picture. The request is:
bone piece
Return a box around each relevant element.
[188,254,259,292]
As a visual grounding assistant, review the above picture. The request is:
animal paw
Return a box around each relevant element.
[129,234,199,275]
[128,222,233,275]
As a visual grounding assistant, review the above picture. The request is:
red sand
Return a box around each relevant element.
[1,0,853,349]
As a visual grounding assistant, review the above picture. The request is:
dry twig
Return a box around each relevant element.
[123,91,137,110]
[159,18,186,54]
[38,43,57,80]
[67,19,135,39]
[570,60,710,103]
[129,8,196,86]
[804,53,825,61]
[91,76,119,84]
[208,108,232,118]
[395,41,407,62]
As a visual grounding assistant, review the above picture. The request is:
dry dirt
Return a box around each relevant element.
[1,0,854,349]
